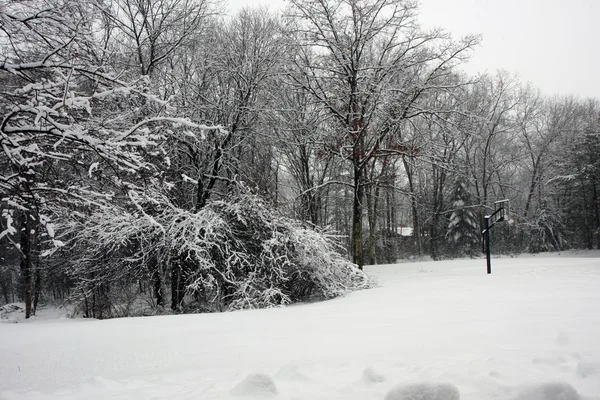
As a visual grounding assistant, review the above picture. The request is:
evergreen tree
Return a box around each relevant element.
[446,176,480,257]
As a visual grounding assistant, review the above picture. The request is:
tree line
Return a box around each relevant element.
[1,0,598,318]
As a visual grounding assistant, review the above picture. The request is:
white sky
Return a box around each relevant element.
[225,0,600,99]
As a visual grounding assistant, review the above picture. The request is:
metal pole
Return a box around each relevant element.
[484,216,491,274]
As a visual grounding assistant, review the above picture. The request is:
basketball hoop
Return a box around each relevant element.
[482,199,511,274]
[493,199,510,223]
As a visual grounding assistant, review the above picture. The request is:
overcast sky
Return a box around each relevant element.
[226,0,600,99]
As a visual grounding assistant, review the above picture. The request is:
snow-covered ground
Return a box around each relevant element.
[1,252,599,400]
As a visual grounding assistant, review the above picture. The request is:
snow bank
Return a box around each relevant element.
[384,382,460,400]
[231,373,278,397]
[512,382,580,400]
[575,361,599,379]
[361,367,386,384]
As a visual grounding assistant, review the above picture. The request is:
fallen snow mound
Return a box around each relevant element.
[575,361,599,379]
[361,367,386,384]
[231,373,278,397]
[384,382,460,400]
[512,382,580,400]
[275,363,310,381]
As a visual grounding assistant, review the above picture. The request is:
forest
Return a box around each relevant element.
[1,0,599,319]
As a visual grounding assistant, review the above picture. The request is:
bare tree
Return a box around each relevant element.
[287,0,478,267]
[167,8,285,212]
[98,0,216,76]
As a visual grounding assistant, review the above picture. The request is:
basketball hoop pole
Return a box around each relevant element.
[482,202,508,274]
[484,215,492,274]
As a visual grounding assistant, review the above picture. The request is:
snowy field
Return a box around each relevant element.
[1,252,600,400]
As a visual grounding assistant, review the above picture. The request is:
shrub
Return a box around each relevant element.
[63,193,372,317]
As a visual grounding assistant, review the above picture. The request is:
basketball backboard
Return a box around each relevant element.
[494,199,510,223]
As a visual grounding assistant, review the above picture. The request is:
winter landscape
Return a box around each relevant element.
[2,252,600,400]
[1,0,599,399]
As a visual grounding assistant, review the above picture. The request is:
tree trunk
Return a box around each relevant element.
[366,187,375,265]
[152,261,164,307]
[593,181,600,249]
[352,162,364,269]
[19,214,32,319]
[366,181,381,265]
[430,163,447,260]
[171,261,182,311]
[1,276,9,304]
[385,191,396,263]
[403,157,421,256]
[33,266,42,315]
[524,159,541,219]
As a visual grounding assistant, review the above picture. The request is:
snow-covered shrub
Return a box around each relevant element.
[177,194,372,311]
[63,193,372,317]
[526,207,565,253]
[0,303,25,323]
[59,206,164,318]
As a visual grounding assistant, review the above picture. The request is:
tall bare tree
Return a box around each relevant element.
[287,0,478,267]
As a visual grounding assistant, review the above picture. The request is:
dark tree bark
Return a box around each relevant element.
[403,157,422,256]
[352,162,365,269]
[171,261,182,311]
[33,266,42,315]
[19,214,32,319]
[151,256,164,307]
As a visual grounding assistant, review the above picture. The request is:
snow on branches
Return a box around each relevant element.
[0,1,222,243]
[64,193,372,317]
